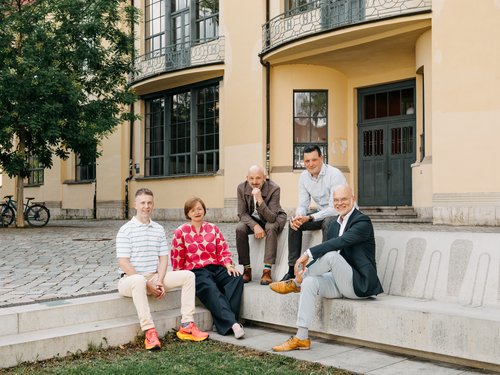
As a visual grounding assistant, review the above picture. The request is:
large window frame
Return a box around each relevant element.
[24,156,44,186]
[293,90,328,169]
[145,80,220,177]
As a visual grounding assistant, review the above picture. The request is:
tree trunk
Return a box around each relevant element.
[15,136,25,228]
[15,175,25,227]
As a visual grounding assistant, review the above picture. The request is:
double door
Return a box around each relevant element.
[357,80,416,206]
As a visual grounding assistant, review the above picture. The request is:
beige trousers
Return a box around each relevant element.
[118,270,196,331]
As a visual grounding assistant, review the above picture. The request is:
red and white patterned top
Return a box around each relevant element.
[170,222,233,271]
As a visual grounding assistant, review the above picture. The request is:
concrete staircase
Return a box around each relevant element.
[0,291,212,368]
[359,206,427,223]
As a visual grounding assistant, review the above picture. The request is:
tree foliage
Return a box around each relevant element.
[0,0,138,178]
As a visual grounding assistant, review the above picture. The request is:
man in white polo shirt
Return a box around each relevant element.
[116,188,208,350]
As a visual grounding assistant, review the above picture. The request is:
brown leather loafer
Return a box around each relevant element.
[243,267,252,283]
[260,269,273,285]
[269,279,301,294]
[272,336,310,352]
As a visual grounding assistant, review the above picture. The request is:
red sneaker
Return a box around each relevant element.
[144,328,161,350]
[176,322,209,342]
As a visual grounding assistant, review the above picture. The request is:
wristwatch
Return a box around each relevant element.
[309,215,314,222]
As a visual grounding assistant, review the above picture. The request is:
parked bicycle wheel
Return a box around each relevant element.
[25,204,50,227]
[0,203,15,226]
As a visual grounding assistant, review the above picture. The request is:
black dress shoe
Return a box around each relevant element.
[280,273,293,281]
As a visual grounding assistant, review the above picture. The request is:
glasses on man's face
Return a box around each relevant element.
[333,197,351,204]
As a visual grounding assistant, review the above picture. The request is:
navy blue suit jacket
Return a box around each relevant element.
[309,209,383,297]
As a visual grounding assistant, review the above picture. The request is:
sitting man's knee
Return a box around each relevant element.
[127,274,147,288]
[265,221,281,233]
[236,222,249,235]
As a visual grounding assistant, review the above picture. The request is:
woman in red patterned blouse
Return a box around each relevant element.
[171,197,245,339]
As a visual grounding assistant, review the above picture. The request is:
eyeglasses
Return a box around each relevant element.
[333,197,351,204]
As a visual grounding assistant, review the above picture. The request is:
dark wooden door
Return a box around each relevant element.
[358,80,416,206]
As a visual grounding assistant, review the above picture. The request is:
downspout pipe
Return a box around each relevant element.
[259,0,271,177]
[125,0,135,219]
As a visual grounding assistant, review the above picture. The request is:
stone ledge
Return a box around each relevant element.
[241,284,500,371]
[241,225,500,370]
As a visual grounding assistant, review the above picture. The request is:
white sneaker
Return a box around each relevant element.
[232,323,245,339]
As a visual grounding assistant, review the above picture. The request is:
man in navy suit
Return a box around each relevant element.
[269,184,383,352]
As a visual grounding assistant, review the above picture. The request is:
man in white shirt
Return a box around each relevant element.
[116,188,208,350]
[282,145,346,281]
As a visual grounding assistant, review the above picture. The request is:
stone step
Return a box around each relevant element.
[370,217,430,223]
[0,305,212,368]
[0,291,182,336]
[0,291,212,368]
[359,206,431,223]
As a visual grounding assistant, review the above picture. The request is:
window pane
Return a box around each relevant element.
[388,90,400,116]
[312,120,327,142]
[363,94,375,120]
[294,92,310,116]
[206,152,215,172]
[402,88,414,115]
[376,92,387,118]
[294,118,310,142]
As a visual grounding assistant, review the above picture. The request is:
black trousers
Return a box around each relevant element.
[287,215,336,266]
[192,265,244,335]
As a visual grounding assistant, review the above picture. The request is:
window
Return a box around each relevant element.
[293,90,328,169]
[285,0,316,15]
[75,154,96,181]
[24,156,44,186]
[362,87,415,121]
[145,81,219,177]
[145,0,219,55]
[196,0,219,42]
[145,0,166,56]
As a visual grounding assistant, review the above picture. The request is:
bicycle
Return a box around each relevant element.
[0,195,51,227]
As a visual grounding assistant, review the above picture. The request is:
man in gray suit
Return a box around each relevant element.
[236,165,287,285]
[269,184,383,351]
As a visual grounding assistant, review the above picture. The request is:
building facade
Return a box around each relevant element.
[1,0,499,226]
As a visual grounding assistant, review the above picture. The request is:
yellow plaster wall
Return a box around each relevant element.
[220,1,266,203]
[95,124,125,202]
[128,175,225,209]
[432,0,500,194]
[411,30,433,209]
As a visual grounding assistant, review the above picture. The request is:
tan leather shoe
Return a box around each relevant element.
[243,267,252,283]
[269,279,301,294]
[272,336,310,352]
[260,269,273,285]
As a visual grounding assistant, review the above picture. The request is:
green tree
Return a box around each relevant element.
[0,0,138,226]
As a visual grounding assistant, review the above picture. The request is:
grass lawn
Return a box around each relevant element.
[1,331,353,375]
